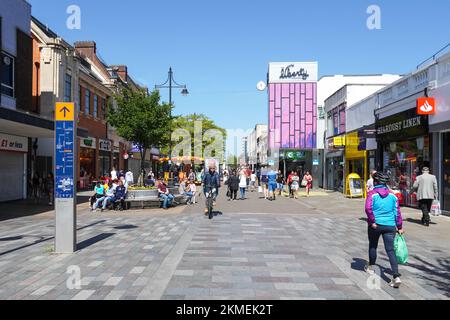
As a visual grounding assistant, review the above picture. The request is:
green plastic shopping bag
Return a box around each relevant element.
[394,234,408,265]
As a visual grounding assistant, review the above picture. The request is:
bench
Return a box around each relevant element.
[124,189,189,210]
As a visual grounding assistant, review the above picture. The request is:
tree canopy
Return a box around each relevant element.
[107,89,173,184]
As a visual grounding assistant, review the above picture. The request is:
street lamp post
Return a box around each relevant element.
[155,67,189,106]
[155,67,189,186]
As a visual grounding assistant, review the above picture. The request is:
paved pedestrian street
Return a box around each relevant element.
[0,190,449,300]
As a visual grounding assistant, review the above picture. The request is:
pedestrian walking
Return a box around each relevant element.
[366,170,377,192]
[291,172,300,199]
[267,167,278,201]
[365,171,404,288]
[125,169,134,186]
[111,167,118,180]
[239,170,247,200]
[228,170,239,201]
[303,171,313,197]
[276,170,284,196]
[250,171,257,192]
[287,171,295,198]
[413,167,438,227]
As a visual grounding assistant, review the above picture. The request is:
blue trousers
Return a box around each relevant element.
[160,193,174,208]
[368,225,400,278]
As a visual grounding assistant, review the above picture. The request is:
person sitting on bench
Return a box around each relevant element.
[114,179,127,211]
[157,179,174,210]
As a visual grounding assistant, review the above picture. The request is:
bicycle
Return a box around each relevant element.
[205,187,217,220]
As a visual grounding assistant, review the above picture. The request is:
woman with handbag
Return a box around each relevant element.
[303,171,313,197]
[291,172,300,199]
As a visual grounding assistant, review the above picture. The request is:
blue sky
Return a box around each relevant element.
[29,0,450,135]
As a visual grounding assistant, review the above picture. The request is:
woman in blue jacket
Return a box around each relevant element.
[365,172,405,288]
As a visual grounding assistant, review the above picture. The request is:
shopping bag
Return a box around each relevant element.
[394,234,409,265]
[431,200,441,216]
[258,186,263,193]
[301,180,308,187]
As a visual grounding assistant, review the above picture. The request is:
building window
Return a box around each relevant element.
[102,98,106,120]
[339,105,346,134]
[64,74,72,102]
[78,85,82,111]
[85,89,91,116]
[93,94,98,118]
[1,52,15,97]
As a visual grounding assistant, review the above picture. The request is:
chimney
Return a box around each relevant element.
[112,65,128,82]
[74,41,96,60]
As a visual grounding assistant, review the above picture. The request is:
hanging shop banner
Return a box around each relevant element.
[327,135,345,150]
[80,137,96,149]
[99,139,112,152]
[376,108,428,143]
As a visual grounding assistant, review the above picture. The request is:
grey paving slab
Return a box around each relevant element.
[0,189,449,300]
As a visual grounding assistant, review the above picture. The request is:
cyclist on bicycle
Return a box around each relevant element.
[202,161,221,218]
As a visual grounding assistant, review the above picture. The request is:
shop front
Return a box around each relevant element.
[79,137,96,188]
[376,108,429,208]
[430,80,450,215]
[345,131,367,197]
[0,133,28,202]
[325,135,345,192]
[279,149,312,178]
[99,139,112,178]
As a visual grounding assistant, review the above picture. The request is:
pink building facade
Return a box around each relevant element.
[268,62,318,150]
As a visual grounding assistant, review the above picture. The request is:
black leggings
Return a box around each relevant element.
[90,194,103,207]
[229,189,237,200]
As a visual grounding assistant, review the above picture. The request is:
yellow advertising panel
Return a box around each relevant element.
[55,102,75,121]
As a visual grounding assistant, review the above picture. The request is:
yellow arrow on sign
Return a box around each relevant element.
[55,102,75,121]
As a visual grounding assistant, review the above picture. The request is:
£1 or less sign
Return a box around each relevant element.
[417,97,435,115]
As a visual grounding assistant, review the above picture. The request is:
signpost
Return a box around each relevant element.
[54,102,77,253]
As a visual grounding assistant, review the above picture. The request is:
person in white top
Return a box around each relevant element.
[125,170,134,186]
[239,172,247,200]
[250,171,257,192]
[111,167,118,180]
[367,170,377,192]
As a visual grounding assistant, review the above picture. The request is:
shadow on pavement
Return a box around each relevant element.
[0,195,90,222]
[113,224,138,230]
[407,255,450,297]
[77,233,115,251]
[0,220,107,257]
[406,218,437,225]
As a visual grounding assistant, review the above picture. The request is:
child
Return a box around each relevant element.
[189,180,197,204]
[90,181,105,210]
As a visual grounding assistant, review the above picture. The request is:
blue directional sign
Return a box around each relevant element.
[55,103,75,199]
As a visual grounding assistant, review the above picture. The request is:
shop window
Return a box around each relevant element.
[1,52,14,97]
[78,85,82,112]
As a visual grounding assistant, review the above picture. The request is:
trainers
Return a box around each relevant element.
[390,277,402,288]
[364,265,375,275]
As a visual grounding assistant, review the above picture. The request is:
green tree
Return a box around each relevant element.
[166,113,227,161]
[107,89,173,185]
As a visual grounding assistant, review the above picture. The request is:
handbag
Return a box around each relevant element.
[431,200,441,216]
[258,186,263,193]
[301,180,308,187]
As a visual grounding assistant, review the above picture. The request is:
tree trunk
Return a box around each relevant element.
[138,147,147,186]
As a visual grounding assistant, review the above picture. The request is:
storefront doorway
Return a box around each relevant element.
[443,132,450,213]
[382,137,430,208]
[326,156,344,192]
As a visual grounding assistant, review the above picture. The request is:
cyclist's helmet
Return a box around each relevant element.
[373,171,390,185]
